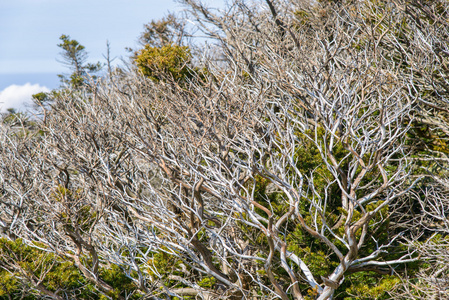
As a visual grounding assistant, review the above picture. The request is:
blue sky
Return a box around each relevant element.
[0,0,182,112]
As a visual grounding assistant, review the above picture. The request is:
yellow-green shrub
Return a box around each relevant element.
[135,44,193,82]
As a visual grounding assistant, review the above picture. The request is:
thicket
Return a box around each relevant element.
[1,0,448,299]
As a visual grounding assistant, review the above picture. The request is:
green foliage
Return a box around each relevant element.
[343,273,400,300]
[100,264,139,299]
[58,34,87,66]
[197,276,216,289]
[31,92,49,104]
[57,34,102,88]
[0,273,19,299]
[0,238,91,299]
[245,125,405,296]
[135,44,193,82]
[146,250,183,281]
[0,238,143,300]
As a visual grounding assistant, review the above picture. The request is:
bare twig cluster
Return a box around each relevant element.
[1,0,448,299]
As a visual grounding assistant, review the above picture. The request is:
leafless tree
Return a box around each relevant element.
[1,0,448,299]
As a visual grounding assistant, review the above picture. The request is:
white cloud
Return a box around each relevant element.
[0,83,50,113]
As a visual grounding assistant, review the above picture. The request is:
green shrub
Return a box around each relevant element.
[135,44,193,82]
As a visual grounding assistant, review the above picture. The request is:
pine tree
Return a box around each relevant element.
[57,34,102,88]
